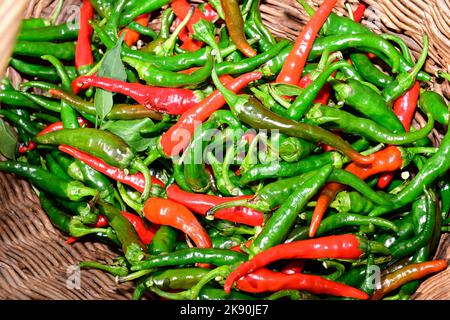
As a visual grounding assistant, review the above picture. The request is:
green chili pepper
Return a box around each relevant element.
[331,191,375,214]
[76,159,115,204]
[126,22,158,40]
[305,105,434,145]
[97,201,145,263]
[147,226,178,255]
[389,189,437,258]
[119,0,170,26]
[277,135,316,163]
[35,128,135,169]
[20,18,50,29]
[123,49,214,88]
[19,92,62,113]
[0,161,97,201]
[9,58,77,83]
[18,22,79,42]
[45,153,72,182]
[38,192,72,233]
[0,90,40,110]
[288,213,398,243]
[335,266,366,288]
[199,286,257,300]
[13,41,76,61]
[146,268,209,290]
[332,78,405,132]
[54,197,98,225]
[250,165,333,255]
[418,90,449,126]
[0,109,40,136]
[350,53,393,88]
[131,248,247,271]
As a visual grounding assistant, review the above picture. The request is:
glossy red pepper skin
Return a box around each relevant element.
[75,0,94,73]
[160,71,262,157]
[143,197,212,248]
[225,234,366,293]
[309,145,404,237]
[352,3,366,22]
[171,0,210,36]
[58,145,164,193]
[235,268,368,299]
[276,0,337,84]
[281,260,305,274]
[23,117,89,153]
[121,211,157,245]
[378,81,420,189]
[165,184,264,226]
[72,76,200,114]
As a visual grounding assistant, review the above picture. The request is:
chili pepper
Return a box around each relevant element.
[440,177,450,219]
[287,213,397,243]
[146,267,209,290]
[350,53,393,88]
[171,0,209,41]
[287,61,365,120]
[250,165,333,255]
[75,0,94,75]
[0,90,40,110]
[38,192,72,233]
[20,17,50,29]
[166,184,263,226]
[234,267,368,300]
[370,128,450,217]
[35,128,134,169]
[224,234,389,293]
[13,41,76,61]
[160,71,262,157]
[120,14,150,47]
[246,0,276,50]
[45,153,72,182]
[57,145,164,193]
[198,286,258,300]
[119,0,170,26]
[126,20,158,40]
[72,76,201,114]
[90,0,115,18]
[75,159,115,204]
[211,69,374,165]
[143,197,211,249]
[389,189,438,259]
[0,161,97,201]
[278,135,316,163]
[276,0,337,84]
[209,170,319,214]
[378,81,421,189]
[97,201,145,263]
[123,49,214,88]
[331,191,375,214]
[332,79,405,132]
[371,260,447,300]
[147,225,178,255]
[182,111,242,192]
[9,58,77,83]
[120,211,155,245]
[305,105,434,145]
[221,0,257,58]
[418,90,449,126]
[382,35,428,104]
[48,89,163,121]
[17,22,79,42]
[0,109,40,136]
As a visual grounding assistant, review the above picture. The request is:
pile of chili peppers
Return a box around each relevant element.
[0,0,449,300]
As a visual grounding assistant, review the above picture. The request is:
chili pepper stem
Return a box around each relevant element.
[162,6,195,55]
[130,159,152,201]
[79,260,129,277]
[117,269,155,283]
[117,182,144,214]
[296,0,315,16]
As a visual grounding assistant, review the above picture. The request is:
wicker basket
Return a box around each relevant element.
[0,0,449,300]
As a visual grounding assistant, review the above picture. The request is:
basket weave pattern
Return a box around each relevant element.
[0,0,449,299]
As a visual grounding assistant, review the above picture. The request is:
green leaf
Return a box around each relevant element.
[0,119,18,159]
[102,118,156,152]
[95,36,127,122]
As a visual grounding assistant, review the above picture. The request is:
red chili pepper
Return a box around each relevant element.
[72,76,201,114]
[120,14,150,47]
[230,239,252,253]
[21,117,90,153]
[298,74,331,105]
[371,260,447,300]
[165,184,264,226]
[309,146,404,237]
[171,0,212,37]
[378,81,420,189]
[178,66,201,75]
[75,0,94,73]
[276,0,337,84]
[121,211,157,245]
[225,234,366,293]
[160,71,262,157]
[281,260,305,275]
[143,197,212,248]
[173,17,204,52]
[58,145,164,192]
[235,268,368,299]
[352,3,366,23]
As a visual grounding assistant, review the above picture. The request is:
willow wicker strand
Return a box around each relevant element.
[0,0,449,300]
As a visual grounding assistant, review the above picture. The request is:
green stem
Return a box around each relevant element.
[117,182,144,214]
[131,159,152,201]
